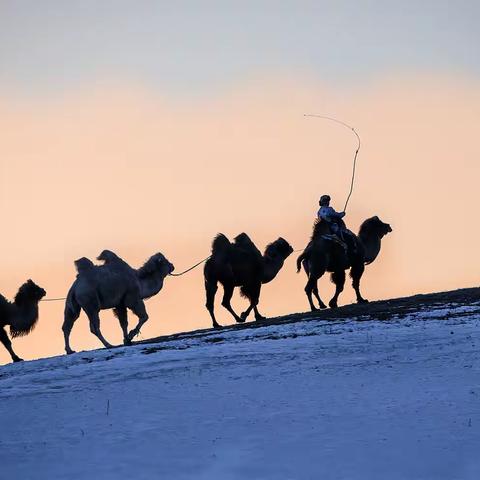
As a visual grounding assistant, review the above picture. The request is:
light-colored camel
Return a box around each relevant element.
[62,250,174,354]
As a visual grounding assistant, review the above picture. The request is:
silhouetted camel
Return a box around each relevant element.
[297,216,392,310]
[62,249,174,354]
[204,233,293,328]
[0,280,46,362]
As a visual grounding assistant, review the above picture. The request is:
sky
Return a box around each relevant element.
[1,1,479,363]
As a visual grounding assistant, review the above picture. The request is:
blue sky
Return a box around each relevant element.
[1,0,479,96]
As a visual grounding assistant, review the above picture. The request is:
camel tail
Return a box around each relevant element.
[296,252,306,273]
[74,257,95,274]
[211,233,231,254]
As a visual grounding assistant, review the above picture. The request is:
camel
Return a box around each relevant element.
[297,216,392,310]
[0,280,46,362]
[204,233,293,328]
[62,249,174,354]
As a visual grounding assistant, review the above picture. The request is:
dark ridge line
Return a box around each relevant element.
[134,287,480,348]
[1,287,478,368]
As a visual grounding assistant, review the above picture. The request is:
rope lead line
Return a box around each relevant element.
[168,256,211,277]
[304,114,361,212]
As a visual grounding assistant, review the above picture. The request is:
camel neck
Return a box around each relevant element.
[138,272,166,299]
[10,302,39,332]
[262,257,284,283]
[360,232,381,264]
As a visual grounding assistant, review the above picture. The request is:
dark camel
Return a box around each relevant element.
[297,216,392,310]
[204,233,293,328]
[0,280,46,362]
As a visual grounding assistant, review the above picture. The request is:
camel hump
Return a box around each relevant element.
[211,234,231,254]
[74,257,95,274]
[97,249,121,263]
[234,233,256,249]
[234,233,262,257]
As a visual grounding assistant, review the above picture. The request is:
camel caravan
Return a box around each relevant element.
[0,195,391,363]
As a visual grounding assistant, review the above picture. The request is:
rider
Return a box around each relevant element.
[317,194,346,241]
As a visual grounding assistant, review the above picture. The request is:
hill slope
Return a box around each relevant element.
[1,288,479,480]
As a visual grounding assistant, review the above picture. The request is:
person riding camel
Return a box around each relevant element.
[317,195,346,240]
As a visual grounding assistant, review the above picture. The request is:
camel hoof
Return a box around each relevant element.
[65,350,76,355]
[12,356,23,363]
[127,331,137,341]
[213,323,222,329]
[329,301,338,309]
[240,311,249,321]
[357,299,369,304]
[255,315,266,322]
[123,338,132,346]
[319,303,328,310]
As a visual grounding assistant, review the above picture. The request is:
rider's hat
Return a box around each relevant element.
[319,195,331,206]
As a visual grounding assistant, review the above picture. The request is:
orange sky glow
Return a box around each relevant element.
[1,75,479,363]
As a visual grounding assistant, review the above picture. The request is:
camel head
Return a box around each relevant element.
[359,216,392,239]
[14,279,46,305]
[10,280,46,338]
[137,253,175,279]
[264,237,294,261]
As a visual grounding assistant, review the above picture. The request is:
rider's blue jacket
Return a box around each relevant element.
[318,206,345,223]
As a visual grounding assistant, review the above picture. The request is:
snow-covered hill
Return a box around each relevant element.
[1,289,480,480]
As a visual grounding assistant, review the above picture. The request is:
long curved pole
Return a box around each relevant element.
[304,114,361,212]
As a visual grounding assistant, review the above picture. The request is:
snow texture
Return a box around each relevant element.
[1,303,479,479]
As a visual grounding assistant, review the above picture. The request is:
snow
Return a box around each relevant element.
[1,303,480,479]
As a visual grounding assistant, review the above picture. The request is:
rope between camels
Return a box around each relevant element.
[304,114,361,212]
[169,256,211,276]
[41,297,67,302]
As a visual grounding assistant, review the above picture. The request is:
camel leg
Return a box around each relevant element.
[85,309,114,349]
[127,300,149,341]
[221,283,243,324]
[253,306,266,322]
[240,283,259,321]
[240,283,263,321]
[329,270,346,308]
[240,303,254,321]
[305,275,319,311]
[305,267,326,312]
[351,263,368,304]
[249,283,265,322]
[62,300,81,355]
[205,280,221,329]
[114,307,130,345]
[0,327,22,362]
[312,285,327,309]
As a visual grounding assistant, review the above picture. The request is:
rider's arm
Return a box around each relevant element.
[325,207,345,218]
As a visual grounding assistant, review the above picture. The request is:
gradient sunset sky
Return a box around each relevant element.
[1,1,479,363]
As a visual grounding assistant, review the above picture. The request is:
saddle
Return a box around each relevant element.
[321,229,358,256]
[321,234,347,252]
